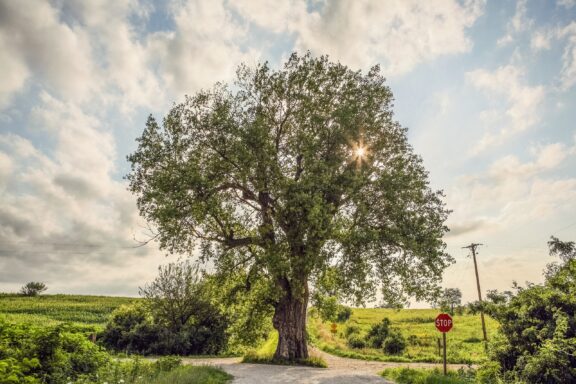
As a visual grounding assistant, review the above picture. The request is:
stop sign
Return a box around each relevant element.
[435,313,453,333]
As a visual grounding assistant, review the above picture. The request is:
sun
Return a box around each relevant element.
[351,139,370,167]
[355,146,366,159]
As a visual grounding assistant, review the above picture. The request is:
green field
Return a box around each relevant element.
[309,308,498,364]
[1,294,497,364]
[0,293,136,329]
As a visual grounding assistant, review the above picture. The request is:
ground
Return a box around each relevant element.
[183,347,473,383]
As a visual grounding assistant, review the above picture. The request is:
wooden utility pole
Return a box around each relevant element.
[463,243,488,346]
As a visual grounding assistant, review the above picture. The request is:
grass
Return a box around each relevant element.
[142,365,232,384]
[243,331,327,368]
[381,367,476,384]
[308,308,498,364]
[0,293,136,329]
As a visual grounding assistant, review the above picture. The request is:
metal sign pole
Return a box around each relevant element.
[443,332,447,375]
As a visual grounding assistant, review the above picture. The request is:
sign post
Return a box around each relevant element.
[435,313,453,375]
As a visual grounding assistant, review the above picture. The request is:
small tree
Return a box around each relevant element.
[20,282,47,296]
[439,288,462,314]
[139,260,209,332]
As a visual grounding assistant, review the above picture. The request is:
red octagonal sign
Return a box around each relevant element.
[435,313,453,333]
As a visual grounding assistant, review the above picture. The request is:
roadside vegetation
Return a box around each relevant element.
[0,319,230,384]
[381,367,476,384]
[308,307,497,364]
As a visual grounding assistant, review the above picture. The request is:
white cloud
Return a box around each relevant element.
[531,29,553,51]
[466,65,545,153]
[0,151,12,186]
[230,0,486,76]
[497,0,532,47]
[556,22,576,90]
[62,0,165,111]
[0,93,163,293]
[558,0,576,9]
[446,139,576,240]
[0,1,97,108]
[0,33,29,108]
[229,0,307,34]
[150,0,257,95]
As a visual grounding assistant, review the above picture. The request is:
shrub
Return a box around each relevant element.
[484,259,576,383]
[366,317,391,348]
[347,335,366,349]
[0,320,109,384]
[407,334,418,346]
[153,356,182,372]
[344,325,360,338]
[101,302,228,355]
[383,330,406,355]
[20,282,47,297]
[475,361,502,384]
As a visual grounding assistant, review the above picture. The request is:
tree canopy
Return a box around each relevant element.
[127,52,452,359]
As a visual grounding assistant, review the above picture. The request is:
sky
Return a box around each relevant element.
[0,0,575,306]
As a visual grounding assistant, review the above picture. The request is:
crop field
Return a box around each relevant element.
[2,293,498,364]
[0,293,136,328]
[308,308,499,364]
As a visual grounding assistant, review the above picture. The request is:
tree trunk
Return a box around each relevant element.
[272,282,309,361]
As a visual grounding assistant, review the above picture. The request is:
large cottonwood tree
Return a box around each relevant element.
[127,53,452,360]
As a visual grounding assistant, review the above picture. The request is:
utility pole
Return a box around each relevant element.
[463,243,488,346]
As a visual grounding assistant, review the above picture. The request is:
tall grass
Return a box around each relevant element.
[381,367,476,384]
[140,365,232,384]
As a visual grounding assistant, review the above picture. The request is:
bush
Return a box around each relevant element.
[407,334,418,346]
[347,335,366,349]
[101,302,228,355]
[475,361,502,384]
[20,282,47,297]
[344,325,360,338]
[0,320,109,384]
[0,319,230,384]
[483,259,576,383]
[366,317,391,348]
[383,330,406,355]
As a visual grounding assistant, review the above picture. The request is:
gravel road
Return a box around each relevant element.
[181,347,474,383]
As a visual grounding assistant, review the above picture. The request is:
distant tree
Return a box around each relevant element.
[377,300,404,309]
[544,236,576,280]
[127,52,452,360]
[548,236,576,262]
[436,288,461,314]
[20,282,47,296]
[485,289,513,305]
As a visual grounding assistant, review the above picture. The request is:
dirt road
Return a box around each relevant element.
[182,348,472,383]
[183,356,391,383]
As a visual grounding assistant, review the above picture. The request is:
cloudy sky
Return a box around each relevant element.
[0,0,575,305]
